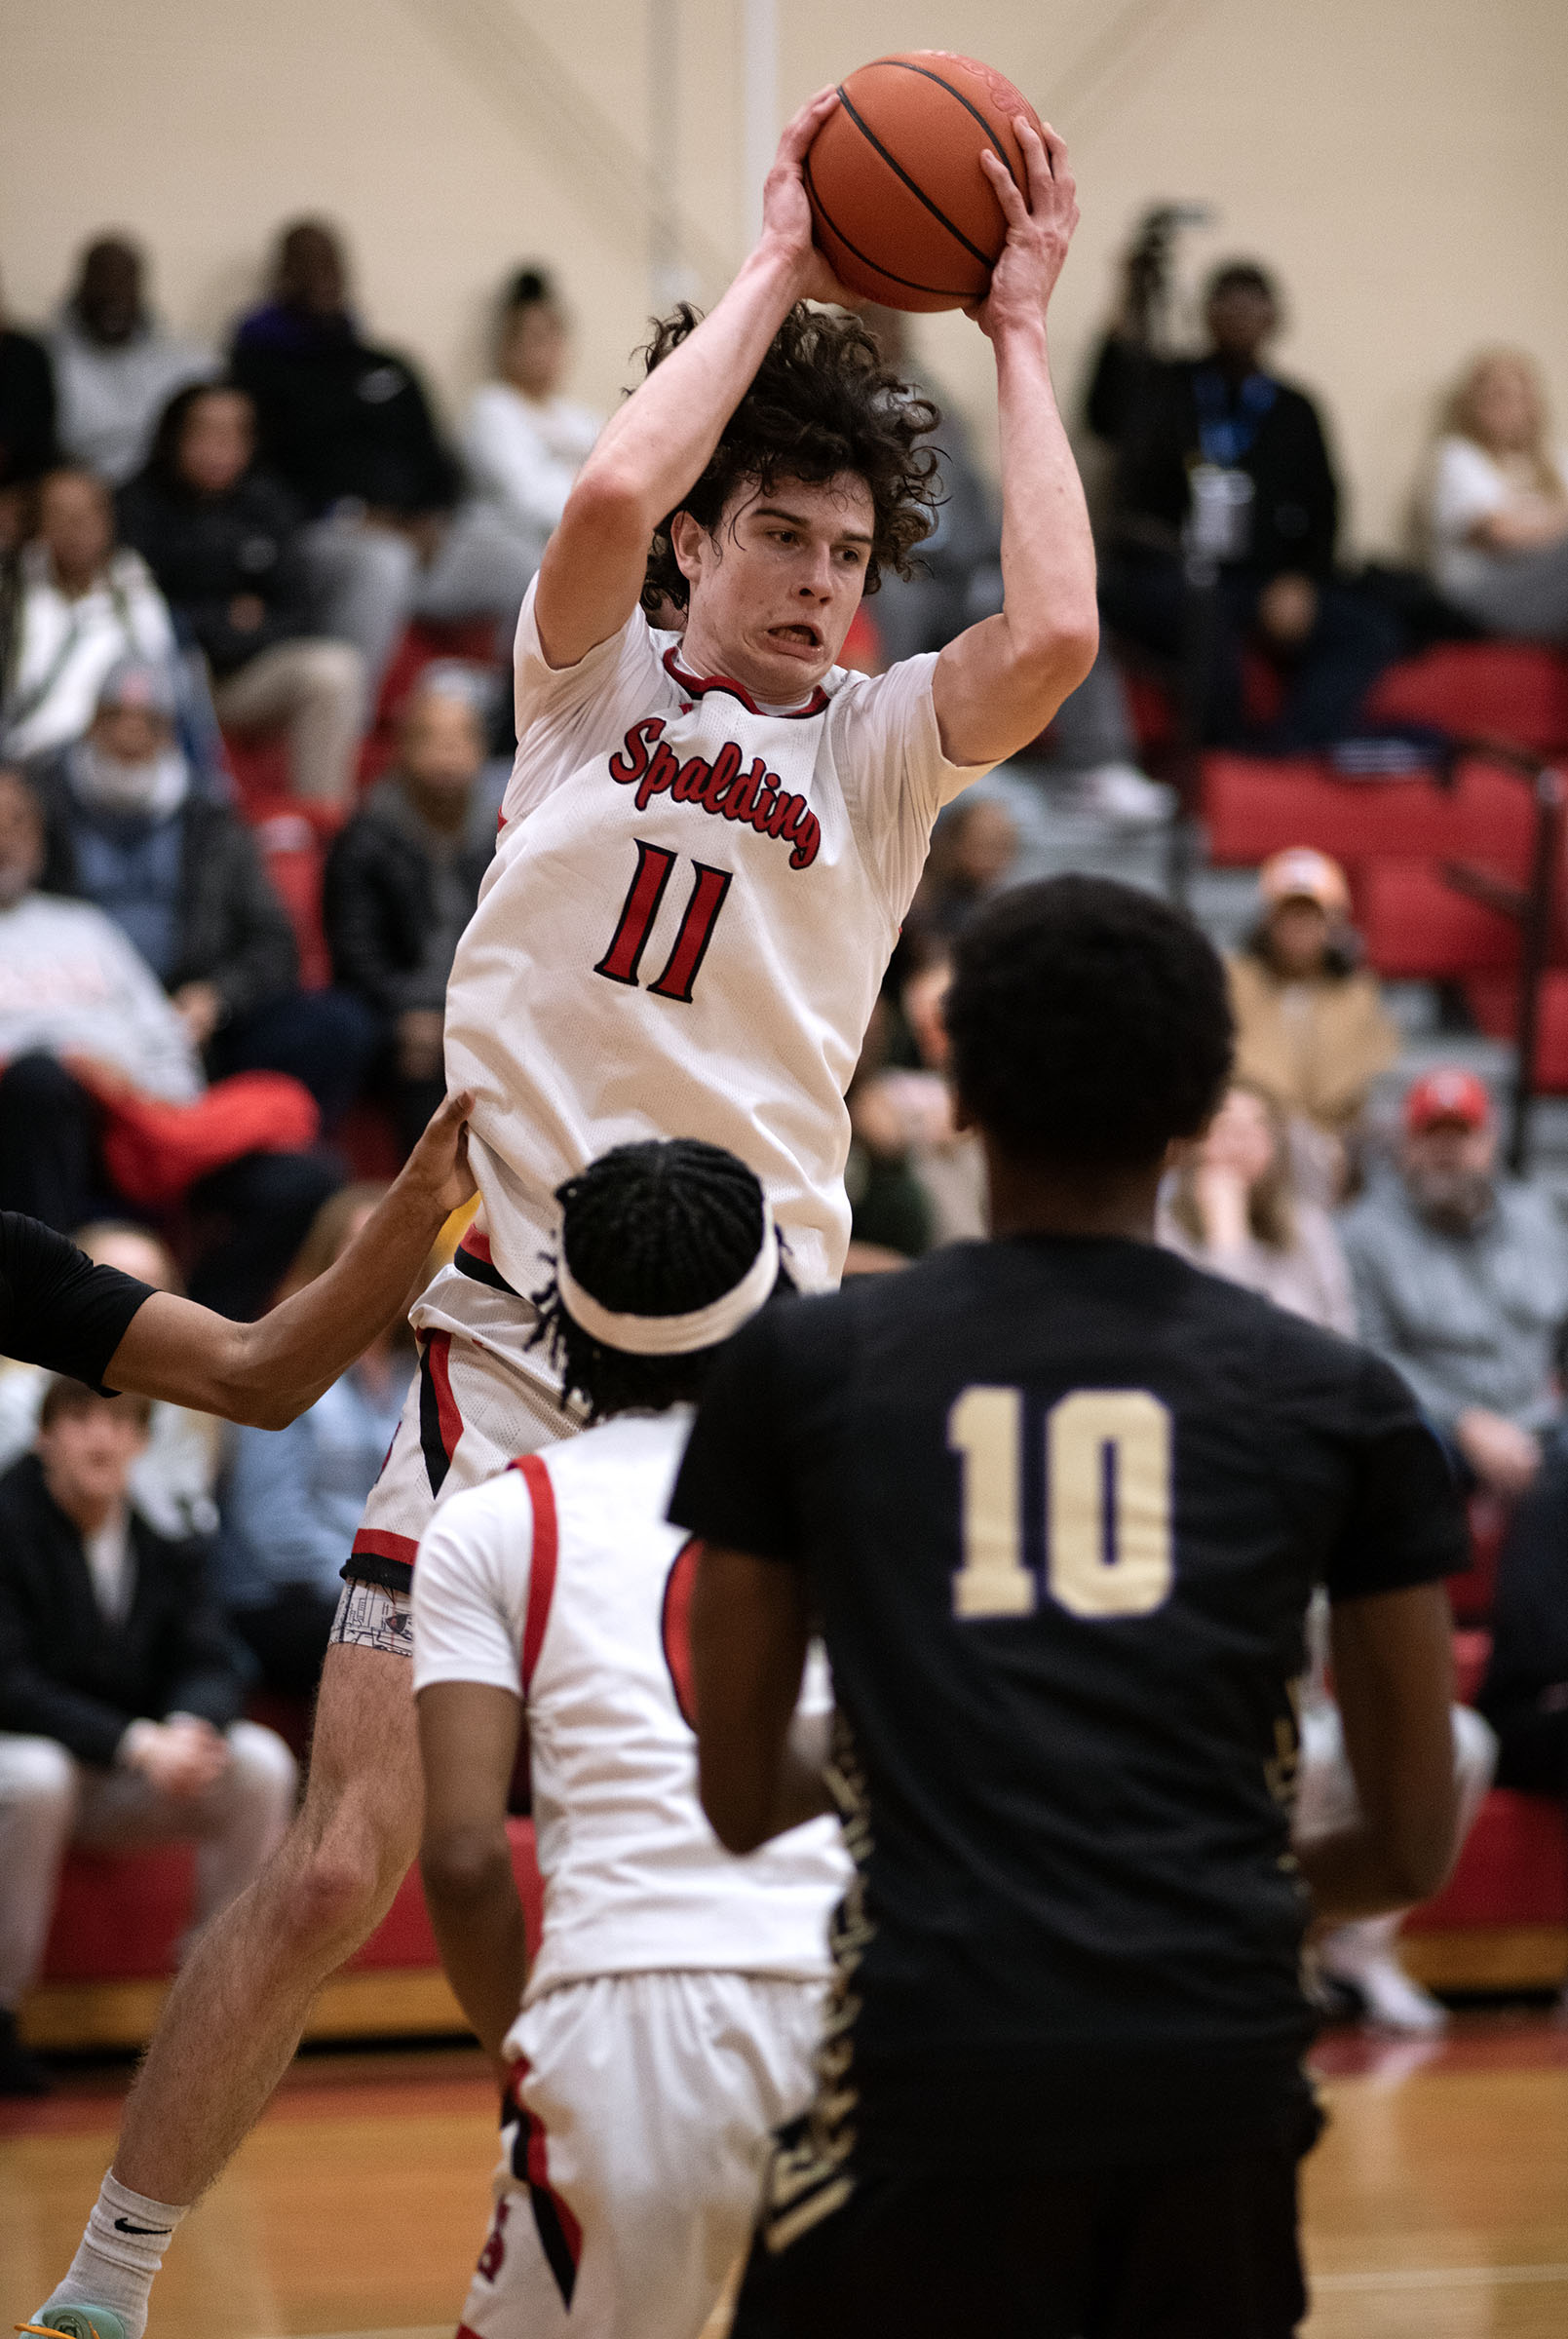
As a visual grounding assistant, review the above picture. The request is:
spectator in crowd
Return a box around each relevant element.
[0,270,58,548]
[46,237,214,488]
[1159,1079,1357,1335]
[1426,348,1568,643]
[860,304,1169,824]
[909,794,1019,942]
[851,940,986,1254]
[1089,254,1402,750]
[230,220,534,701]
[31,659,377,1127]
[323,666,493,1151]
[0,1377,296,2093]
[1341,1068,1568,1499]
[1477,1432,1568,1900]
[118,382,364,802]
[0,763,339,1317]
[462,266,600,573]
[0,467,176,764]
[0,1223,220,1542]
[1227,847,1400,1180]
[220,1185,414,1699]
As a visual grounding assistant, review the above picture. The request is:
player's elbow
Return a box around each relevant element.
[420,1826,516,1907]
[561,460,655,549]
[204,1330,308,1432]
[1018,611,1100,705]
[1385,1808,1458,1906]
[697,1756,769,1858]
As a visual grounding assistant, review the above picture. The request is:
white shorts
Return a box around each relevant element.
[346,1245,583,1598]
[457,1970,826,2339]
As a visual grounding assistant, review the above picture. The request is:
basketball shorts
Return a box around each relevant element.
[457,1969,826,2339]
[728,2114,1317,2339]
[342,1254,583,1609]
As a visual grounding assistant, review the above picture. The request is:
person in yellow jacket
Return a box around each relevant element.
[1226,848,1400,1191]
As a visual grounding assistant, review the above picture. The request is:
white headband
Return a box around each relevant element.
[555,1205,779,1357]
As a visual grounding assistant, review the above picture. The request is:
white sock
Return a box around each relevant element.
[38,2171,189,2339]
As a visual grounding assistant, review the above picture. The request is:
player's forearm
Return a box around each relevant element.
[571,241,805,533]
[421,1842,530,2067]
[1294,1809,1456,1924]
[992,318,1099,688]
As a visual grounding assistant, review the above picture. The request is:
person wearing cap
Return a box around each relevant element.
[1340,1069,1568,1499]
[1226,847,1400,1181]
[29,659,377,1131]
[323,666,498,1154]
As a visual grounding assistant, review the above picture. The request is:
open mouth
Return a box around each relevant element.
[767,622,822,652]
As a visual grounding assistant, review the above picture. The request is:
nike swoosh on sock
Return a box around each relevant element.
[112,2219,172,2236]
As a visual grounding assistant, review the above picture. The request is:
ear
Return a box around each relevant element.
[669,509,708,586]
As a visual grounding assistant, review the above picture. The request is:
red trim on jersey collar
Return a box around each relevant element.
[662,644,829,719]
[511,1452,560,1693]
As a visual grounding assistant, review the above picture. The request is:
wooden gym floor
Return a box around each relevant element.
[3,2015,1566,2338]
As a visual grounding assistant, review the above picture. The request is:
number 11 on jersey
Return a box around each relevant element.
[948,1386,1174,1622]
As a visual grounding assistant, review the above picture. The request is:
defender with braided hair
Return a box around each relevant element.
[412,1139,844,2339]
[31,93,1093,2339]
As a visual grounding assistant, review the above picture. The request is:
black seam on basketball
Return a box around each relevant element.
[832,84,996,271]
[880,59,1028,192]
[804,150,978,300]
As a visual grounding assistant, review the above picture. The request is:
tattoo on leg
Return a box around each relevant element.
[330,1580,414,1657]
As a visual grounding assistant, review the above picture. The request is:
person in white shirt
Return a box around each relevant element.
[1427,348,1568,640]
[33,91,1096,2339]
[463,269,600,573]
[47,238,215,489]
[415,1136,846,2339]
[0,470,176,765]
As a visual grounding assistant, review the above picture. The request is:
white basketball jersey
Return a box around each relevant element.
[411,1406,849,2008]
[443,581,988,1296]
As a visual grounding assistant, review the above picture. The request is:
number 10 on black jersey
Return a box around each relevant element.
[949,1386,1174,1621]
[595,840,734,1004]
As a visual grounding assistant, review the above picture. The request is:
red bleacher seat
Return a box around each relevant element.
[40,1817,544,1986]
[1366,641,1568,757]
[1353,858,1521,981]
[1202,751,1537,872]
[1406,1788,1568,1934]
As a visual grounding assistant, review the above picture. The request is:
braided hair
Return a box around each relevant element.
[530,1138,790,1422]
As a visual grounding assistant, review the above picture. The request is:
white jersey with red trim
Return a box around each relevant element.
[411,1405,848,2009]
[443,579,991,1297]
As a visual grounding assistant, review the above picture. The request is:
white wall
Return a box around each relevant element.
[3,0,1565,554]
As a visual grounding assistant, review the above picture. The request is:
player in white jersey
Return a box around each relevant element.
[413,1138,847,2339]
[34,90,1092,2339]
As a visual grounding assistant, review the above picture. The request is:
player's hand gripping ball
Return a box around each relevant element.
[803,52,1048,313]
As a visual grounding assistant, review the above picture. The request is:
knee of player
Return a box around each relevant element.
[276,1811,404,1953]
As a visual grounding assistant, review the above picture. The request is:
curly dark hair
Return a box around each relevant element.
[945,876,1235,1170]
[530,1137,793,1422]
[639,303,942,617]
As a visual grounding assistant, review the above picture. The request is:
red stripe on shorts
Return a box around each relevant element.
[511,1453,559,1693]
[425,1329,464,1460]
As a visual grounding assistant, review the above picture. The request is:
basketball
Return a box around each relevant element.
[804,51,1046,314]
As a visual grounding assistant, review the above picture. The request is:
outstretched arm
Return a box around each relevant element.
[103,1090,477,1429]
[534,88,851,670]
[932,121,1099,766]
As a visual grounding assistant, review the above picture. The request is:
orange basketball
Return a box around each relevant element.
[804,52,1046,314]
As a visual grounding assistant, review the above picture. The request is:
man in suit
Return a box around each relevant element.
[0,1377,296,2093]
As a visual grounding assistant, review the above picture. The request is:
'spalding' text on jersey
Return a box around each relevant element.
[608,718,822,870]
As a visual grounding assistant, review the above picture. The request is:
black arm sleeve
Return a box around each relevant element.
[1323,1353,1470,1601]
[669,1308,806,1565]
[0,1214,153,1391]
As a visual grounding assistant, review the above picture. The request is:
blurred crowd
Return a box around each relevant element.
[1,208,1567,2089]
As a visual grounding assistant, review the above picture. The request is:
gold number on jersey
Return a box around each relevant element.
[947,1386,1174,1622]
[947,1387,1034,1617]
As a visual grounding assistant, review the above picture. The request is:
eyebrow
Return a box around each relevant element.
[751,503,874,547]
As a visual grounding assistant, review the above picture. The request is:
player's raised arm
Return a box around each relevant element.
[932,120,1100,766]
[103,1090,477,1429]
[533,88,854,670]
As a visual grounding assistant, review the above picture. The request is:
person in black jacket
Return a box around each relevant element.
[1088,257,1402,750]
[31,656,378,1126]
[0,270,59,550]
[119,383,364,804]
[324,667,494,1151]
[0,1375,296,2091]
[230,220,535,703]
[1478,1426,1568,1837]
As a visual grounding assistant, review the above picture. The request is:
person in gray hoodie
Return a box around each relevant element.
[1340,1067,1568,1499]
[48,239,214,488]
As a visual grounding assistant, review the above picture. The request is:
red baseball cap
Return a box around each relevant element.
[1403,1068,1492,1133]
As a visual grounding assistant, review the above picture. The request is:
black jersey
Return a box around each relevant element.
[0,1212,153,1392]
[671,1235,1464,2180]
